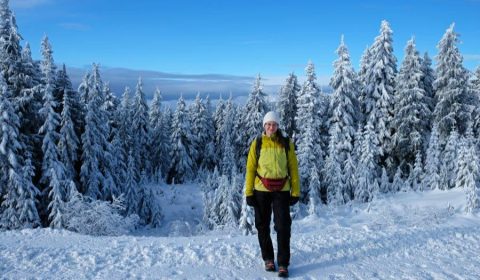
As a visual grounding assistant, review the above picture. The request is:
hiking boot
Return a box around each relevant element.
[278,266,289,278]
[264,260,275,272]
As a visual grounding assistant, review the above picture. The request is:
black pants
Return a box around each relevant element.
[254,191,292,267]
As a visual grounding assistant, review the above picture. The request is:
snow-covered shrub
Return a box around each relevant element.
[63,190,139,236]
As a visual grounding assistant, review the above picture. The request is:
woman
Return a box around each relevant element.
[244,111,300,278]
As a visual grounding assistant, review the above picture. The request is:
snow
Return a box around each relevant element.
[1,184,480,279]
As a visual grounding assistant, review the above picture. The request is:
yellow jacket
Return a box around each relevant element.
[244,134,300,197]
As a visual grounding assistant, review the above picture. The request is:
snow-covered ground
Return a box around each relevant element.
[1,184,480,279]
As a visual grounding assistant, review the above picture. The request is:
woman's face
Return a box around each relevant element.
[264,122,278,137]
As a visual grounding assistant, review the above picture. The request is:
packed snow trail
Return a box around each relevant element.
[1,186,480,279]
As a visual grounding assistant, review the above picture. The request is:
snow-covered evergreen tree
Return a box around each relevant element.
[329,36,360,161]
[278,72,300,138]
[131,77,150,177]
[358,45,372,115]
[392,38,431,175]
[364,20,397,172]
[137,183,162,227]
[324,123,344,205]
[238,194,255,235]
[411,151,424,191]
[296,61,324,200]
[420,52,436,113]
[424,124,441,190]
[17,42,43,169]
[38,36,67,228]
[219,96,237,175]
[458,126,480,212]
[391,167,404,192]
[0,81,40,229]
[355,119,379,202]
[149,88,169,180]
[124,152,138,216]
[213,96,226,165]
[234,74,269,171]
[343,152,357,201]
[0,0,23,95]
[17,152,40,228]
[440,126,460,190]
[58,86,79,183]
[308,166,322,216]
[169,95,195,183]
[214,174,242,229]
[433,24,476,141]
[379,167,390,193]
[80,64,111,199]
[325,36,360,203]
[202,167,220,229]
[189,93,215,171]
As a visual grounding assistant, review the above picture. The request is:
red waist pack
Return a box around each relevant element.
[258,175,288,192]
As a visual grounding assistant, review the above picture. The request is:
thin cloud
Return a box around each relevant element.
[11,0,50,9]
[66,66,256,102]
[464,54,480,62]
[59,22,90,31]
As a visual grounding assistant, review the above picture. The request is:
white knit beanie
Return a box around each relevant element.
[263,111,280,126]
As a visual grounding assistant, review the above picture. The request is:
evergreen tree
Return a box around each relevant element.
[391,167,404,192]
[80,64,111,199]
[168,95,195,183]
[411,151,424,191]
[213,96,226,165]
[439,126,460,190]
[58,86,79,183]
[0,0,23,96]
[433,24,475,141]
[325,37,360,203]
[149,88,169,180]
[392,38,431,174]
[308,166,322,216]
[329,36,360,162]
[358,45,372,116]
[118,86,133,163]
[17,152,40,228]
[459,126,480,212]
[0,82,39,229]
[18,42,43,166]
[138,184,162,227]
[78,72,90,108]
[420,52,436,113]
[103,82,119,141]
[124,152,138,216]
[219,96,237,175]
[364,20,397,172]
[473,67,480,92]
[295,61,324,199]
[324,123,344,205]
[424,124,441,190]
[38,36,67,227]
[342,152,357,201]
[235,74,269,171]
[238,194,255,235]
[355,119,379,202]
[278,72,300,138]
[379,167,390,193]
[189,93,215,171]
[131,77,150,177]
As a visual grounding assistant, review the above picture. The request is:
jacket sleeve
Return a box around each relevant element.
[287,140,300,197]
[244,139,258,197]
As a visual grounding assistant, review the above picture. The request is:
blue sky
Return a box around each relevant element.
[11,0,480,100]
